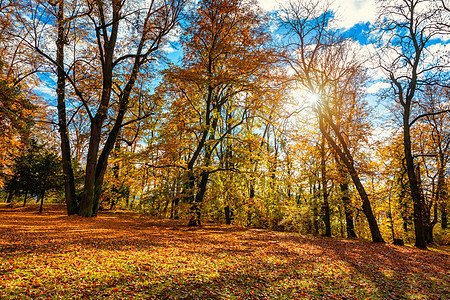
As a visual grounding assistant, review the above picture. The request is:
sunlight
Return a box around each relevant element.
[305,91,320,107]
[284,88,322,120]
[290,88,320,107]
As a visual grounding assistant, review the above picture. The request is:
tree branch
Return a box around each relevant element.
[410,109,450,127]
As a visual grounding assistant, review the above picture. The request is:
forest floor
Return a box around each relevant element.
[0,205,448,300]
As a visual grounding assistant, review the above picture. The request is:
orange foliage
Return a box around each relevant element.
[0,205,448,299]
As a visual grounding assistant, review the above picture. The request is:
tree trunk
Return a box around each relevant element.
[109,137,121,210]
[225,205,232,225]
[437,153,448,230]
[334,152,357,239]
[442,206,448,229]
[319,113,384,243]
[79,121,103,217]
[403,116,427,248]
[387,194,396,242]
[312,181,319,235]
[249,178,255,199]
[171,176,181,219]
[188,172,208,226]
[56,0,78,216]
[424,225,434,244]
[80,75,126,216]
[420,164,438,244]
[341,183,357,238]
[78,0,120,217]
[189,144,214,226]
[319,120,331,237]
[22,190,28,207]
[39,186,46,214]
[6,190,14,203]
[184,103,218,226]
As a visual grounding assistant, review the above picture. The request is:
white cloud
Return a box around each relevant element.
[33,84,56,99]
[162,44,176,54]
[330,0,376,29]
[259,0,376,29]
[258,0,280,11]
[366,81,390,94]
[370,125,396,143]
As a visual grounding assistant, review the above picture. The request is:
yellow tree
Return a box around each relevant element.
[279,0,384,242]
[413,84,450,240]
[162,0,276,225]
[0,0,38,189]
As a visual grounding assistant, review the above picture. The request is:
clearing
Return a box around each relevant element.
[0,205,448,299]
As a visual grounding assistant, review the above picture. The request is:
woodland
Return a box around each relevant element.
[1,0,450,259]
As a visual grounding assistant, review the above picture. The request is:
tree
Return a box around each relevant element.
[376,0,449,248]
[0,0,36,189]
[162,0,275,225]
[6,141,63,212]
[0,62,34,174]
[334,153,357,238]
[413,84,450,239]
[279,0,384,242]
[21,0,185,217]
[54,0,83,216]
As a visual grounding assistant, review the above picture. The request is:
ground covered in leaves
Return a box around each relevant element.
[0,205,448,299]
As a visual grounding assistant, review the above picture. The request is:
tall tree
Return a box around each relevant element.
[162,0,275,225]
[376,0,449,248]
[319,116,331,236]
[0,0,37,188]
[21,0,185,216]
[415,84,450,237]
[279,0,384,242]
[55,0,80,215]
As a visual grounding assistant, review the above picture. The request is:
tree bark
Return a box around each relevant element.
[39,185,46,214]
[442,207,448,229]
[190,170,210,226]
[318,108,384,243]
[6,190,14,203]
[437,152,448,230]
[312,181,320,235]
[78,0,119,217]
[403,111,427,248]
[56,0,78,216]
[225,205,232,225]
[333,146,357,239]
[341,182,357,238]
[79,120,105,217]
[319,117,331,237]
[22,190,28,207]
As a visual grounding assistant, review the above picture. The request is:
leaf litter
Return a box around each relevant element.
[0,205,448,299]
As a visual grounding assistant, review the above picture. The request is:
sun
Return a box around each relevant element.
[286,88,321,117]
[291,88,320,106]
[306,91,320,107]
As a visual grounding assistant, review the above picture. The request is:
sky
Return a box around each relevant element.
[34,0,379,100]
[33,0,448,109]
[258,0,377,28]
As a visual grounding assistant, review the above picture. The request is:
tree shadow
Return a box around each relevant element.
[1,206,448,299]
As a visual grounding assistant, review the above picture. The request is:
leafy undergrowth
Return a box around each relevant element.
[0,205,448,299]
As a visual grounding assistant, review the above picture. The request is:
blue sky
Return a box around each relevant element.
[34,0,447,104]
